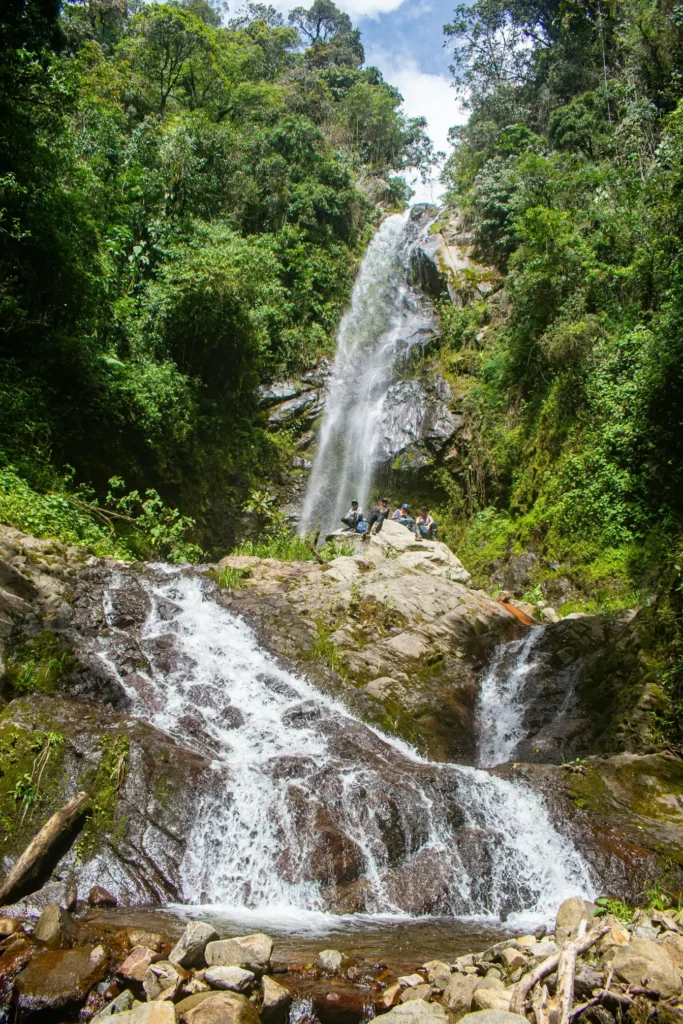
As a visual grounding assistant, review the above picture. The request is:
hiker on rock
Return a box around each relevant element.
[341,500,364,531]
[414,507,437,541]
[365,497,391,537]
[392,503,414,528]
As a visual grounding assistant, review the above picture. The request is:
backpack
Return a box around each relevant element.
[356,521,368,533]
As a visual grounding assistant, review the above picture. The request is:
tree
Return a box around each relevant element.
[118,4,213,115]
[288,0,352,44]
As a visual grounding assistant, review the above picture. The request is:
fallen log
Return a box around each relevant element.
[510,922,610,1015]
[0,791,91,905]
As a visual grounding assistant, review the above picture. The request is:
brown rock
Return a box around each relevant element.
[128,929,165,952]
[0,918,19,936]
[14,945,109,1013]
[119,945,162,982]
[400,984,432,1002]
[555,896,593,945]
[376,982,402,1010]
[89,885,117,907]
[184,992,260,1024]
[33,903,78,949]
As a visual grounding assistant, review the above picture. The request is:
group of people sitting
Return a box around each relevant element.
[341,497,438,541]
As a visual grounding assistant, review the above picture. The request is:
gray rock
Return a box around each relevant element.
[611,937,682,997]
[92,988,135,1021]
[458,1013,527,1024]
[441,974,481,1017]
[381,1000,448,1024]
[33,903,77,949]
[169,921,220,968]
[490,554,537,597]
[204,966,255,992]
[556,896,594,945]
[261,976,292,1024]
[143,961,184,1001]
[204,934,273,973]
[315,948,343,973]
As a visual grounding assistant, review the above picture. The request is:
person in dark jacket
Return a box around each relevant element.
[365,497,391,537]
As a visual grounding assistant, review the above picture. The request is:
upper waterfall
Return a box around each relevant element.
[300,213,435,536]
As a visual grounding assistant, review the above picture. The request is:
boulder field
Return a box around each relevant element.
[2,896,683,1023]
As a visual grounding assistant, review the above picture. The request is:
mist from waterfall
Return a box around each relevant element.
[300,214,435,536]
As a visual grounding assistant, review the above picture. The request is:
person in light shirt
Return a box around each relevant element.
[341,500,364,531]
[414,507,437,541]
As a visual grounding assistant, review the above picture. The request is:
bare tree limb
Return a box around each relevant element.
[510,922,610,1015]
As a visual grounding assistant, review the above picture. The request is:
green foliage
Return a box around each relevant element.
[0,723,66,844]
[437,0,683,740]
[0,0,429,557]
[594,896,635,922]
[5,633,79,698]
[212,564,253,591]
[77,734,129,860]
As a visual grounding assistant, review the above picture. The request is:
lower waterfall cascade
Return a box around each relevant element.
[92,566,595,923]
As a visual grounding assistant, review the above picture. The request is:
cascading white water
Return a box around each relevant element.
[97,568,594,920]
[300,214,435,536]
[477,628,545,768]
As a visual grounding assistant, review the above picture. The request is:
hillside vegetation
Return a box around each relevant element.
[435,0,683,738]
[0,0,434,557]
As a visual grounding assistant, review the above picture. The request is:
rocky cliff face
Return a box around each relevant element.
[0,522,681,914]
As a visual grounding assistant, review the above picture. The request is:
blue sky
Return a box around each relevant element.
[270,0,466,202]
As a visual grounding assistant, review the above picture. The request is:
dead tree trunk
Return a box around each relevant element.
[0,791,90,905]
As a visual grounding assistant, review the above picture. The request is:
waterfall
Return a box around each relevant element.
[300,214,435,536]
[95,567,594,921]
[477,628,545,768]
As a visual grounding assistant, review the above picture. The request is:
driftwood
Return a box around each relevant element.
[556,920,588,1024]
[305,540,326,565]
[0,791,90,905]
[532,983,551,1024]
[510,922,611,1015]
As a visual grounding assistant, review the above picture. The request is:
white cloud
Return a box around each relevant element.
[365,48,466,203]
[271,0,408,16]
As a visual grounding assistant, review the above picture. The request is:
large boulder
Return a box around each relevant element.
[183,992,260,1024]
[610,937,682,996]
[555,896,594,945]
[220,544,523,763]
[261,976,292,1024]
[204,934,273,973]
[170,922,220,968]
[13,945,109,1013]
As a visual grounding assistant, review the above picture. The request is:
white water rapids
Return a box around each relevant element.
[300,213,435,536]
[97,568,595,923]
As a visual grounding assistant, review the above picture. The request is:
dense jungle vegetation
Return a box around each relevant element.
[0,0,434,557]
[438,0,683,735]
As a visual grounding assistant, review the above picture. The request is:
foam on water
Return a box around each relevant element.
[98,568,595,920]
